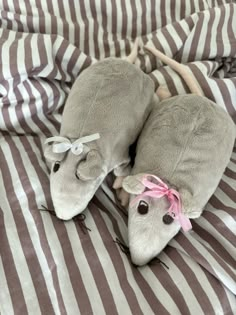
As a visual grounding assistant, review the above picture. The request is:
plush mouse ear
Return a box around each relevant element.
[76,150,103,180]
[44,143,65,162]
[122,174,146,195]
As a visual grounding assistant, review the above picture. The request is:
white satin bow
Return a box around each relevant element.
[45,133,100,155]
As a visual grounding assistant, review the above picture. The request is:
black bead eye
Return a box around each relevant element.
[162,214,174,225]
[53,161,60,173]
[137,200,149,215]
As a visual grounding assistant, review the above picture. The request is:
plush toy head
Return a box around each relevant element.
[122,94,235,266]
[44,136,106,220]
[123,173,192,266]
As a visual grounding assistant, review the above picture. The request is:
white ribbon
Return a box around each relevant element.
[45,133,100,155]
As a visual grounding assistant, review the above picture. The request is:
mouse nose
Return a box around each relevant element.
[55,210,74,221]
[130,244,157,266]
[52,200,86,221]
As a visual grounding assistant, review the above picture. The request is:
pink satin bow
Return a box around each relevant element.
[131,174,192,232]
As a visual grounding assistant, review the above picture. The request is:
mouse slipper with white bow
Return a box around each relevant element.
[122,94,235,266]
[44,41,156,220]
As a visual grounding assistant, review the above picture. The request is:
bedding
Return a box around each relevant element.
[0,0,235,314]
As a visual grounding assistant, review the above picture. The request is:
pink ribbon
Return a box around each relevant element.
[131,174,192,232]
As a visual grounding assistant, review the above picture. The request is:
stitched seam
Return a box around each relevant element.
[169,105,203,181]
[79,77,105,137]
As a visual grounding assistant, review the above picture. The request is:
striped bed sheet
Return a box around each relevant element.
[0,0,235,314]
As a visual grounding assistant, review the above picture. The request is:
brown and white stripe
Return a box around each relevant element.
[0,1,236,314]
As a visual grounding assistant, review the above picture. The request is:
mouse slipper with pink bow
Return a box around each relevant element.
[122,94,235,266]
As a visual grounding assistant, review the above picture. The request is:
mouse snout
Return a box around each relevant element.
[129,241,158,266]
[53,200,88,221]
